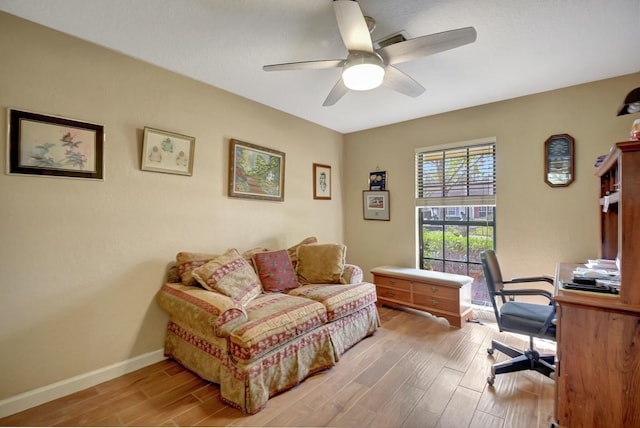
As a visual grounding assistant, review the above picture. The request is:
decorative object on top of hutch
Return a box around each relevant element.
[552,141,640,428]
[543,134,574,187]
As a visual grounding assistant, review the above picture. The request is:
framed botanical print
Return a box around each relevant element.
[7,108,104,180]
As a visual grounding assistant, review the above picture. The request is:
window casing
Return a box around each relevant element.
[416,141,496,305]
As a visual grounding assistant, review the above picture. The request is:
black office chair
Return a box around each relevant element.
[480,250,556,386]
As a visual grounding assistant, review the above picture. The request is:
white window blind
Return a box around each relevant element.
[416,142,496,207]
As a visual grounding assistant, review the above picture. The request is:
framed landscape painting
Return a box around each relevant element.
[7,109,104,180]
[228,139,285,201]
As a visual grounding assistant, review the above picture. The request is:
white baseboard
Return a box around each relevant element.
[0,349,166,419]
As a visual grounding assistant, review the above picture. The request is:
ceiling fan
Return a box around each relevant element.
[263,0,477,106]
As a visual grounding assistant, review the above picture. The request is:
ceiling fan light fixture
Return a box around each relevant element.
[342,51,385,91]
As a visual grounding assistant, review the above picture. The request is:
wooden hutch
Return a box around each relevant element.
[553,141,640,427]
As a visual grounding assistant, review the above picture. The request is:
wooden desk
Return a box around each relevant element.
[553,263,640,428]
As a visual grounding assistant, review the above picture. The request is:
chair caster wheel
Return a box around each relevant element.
[487,347,494,355]
[487,375,495,386]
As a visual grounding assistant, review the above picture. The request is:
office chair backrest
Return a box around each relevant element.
[481,250,506,324]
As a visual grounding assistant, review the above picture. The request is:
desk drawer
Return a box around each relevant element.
[413,293,459,313]
[376,285,411,303]
[374,275,411,291]
[412,282,458,299]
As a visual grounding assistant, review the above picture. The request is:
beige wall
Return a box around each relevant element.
[344,73,639,282]
[0,12,344,401]
[2,8,639,410]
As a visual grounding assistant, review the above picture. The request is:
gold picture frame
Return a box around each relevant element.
[141,127,195,176]
[228,139,285,201]
[313,163,331,200]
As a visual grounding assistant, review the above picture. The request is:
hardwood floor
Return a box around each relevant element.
[0,306,556,427]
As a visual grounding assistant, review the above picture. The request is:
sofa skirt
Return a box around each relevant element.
[163,302,380,414]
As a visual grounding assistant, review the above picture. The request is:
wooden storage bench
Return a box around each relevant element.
[371,266,474,328]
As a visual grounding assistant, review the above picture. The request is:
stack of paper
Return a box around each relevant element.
[585,259,619,270]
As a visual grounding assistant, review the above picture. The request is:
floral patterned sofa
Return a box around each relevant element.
[156,237,379,414]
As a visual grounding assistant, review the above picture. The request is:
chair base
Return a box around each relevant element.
[486,339,555,386]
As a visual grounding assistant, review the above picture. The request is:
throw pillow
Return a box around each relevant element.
[252,249,299,293]
[296,243,346,284]
[287,236,318,270]
[176,251,219,286]
[191,248,262,306]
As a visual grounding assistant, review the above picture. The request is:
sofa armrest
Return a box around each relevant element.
[342,264,363,284]
[156,283,247,338]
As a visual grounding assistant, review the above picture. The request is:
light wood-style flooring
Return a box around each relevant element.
[0,306,556,427]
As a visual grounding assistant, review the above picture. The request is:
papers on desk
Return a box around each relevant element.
[568,259,620,295]
[584,259,619,270]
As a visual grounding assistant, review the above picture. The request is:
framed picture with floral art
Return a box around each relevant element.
[7,108,104,180]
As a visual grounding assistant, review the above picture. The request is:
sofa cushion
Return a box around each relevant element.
[287,282,377,322]
[228,293,328,362]
[176,251,219,286]
[287,236,318,270]
[192,248,262,306]
[252,249,299,293]
[296,243,346,284]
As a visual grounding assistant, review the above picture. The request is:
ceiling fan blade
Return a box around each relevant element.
[378,26,477,65]
[333,0,374,52]
[323,78,349,106]
[263,59,344,72]
[383,66,425,97]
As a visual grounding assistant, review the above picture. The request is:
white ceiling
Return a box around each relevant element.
[1,0,639,133]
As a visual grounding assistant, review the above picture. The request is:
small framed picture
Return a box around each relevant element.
[141,127,195,176]
[369,170,386,190]
[313,163,331,200]
[7,108,104,180]
[363,190,390,221]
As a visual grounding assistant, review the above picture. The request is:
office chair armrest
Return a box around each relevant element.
[507,275,554,284]
[497,288,554,302]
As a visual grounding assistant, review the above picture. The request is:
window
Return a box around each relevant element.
[416,140,496,305]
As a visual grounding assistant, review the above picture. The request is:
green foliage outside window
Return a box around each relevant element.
[423,229,493,262]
